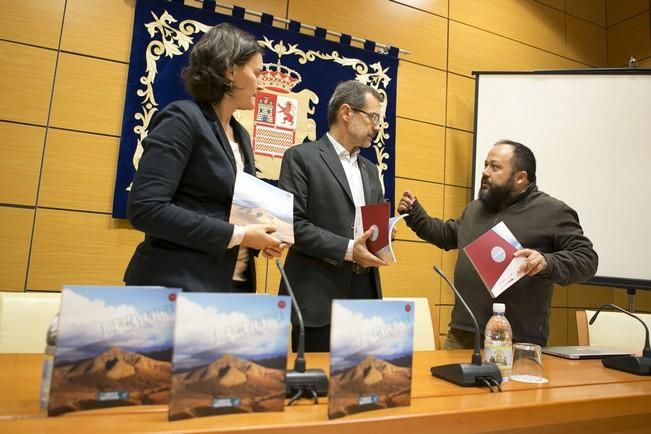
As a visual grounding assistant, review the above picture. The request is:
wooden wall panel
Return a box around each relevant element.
[395,119,445,183]
[27,209,141,290]
[60,0,134,62]
[288,0,448,69]
[449,21,587,78]
[606,0,648,27]
[639,56,651,67]
[567,283,614,308]
[0,122,44,206]
[566,308,580,345]
[397,62,447,125]
[445,128,473,187]
[566,15,607,66]
[438,305,453,336]
[440,251,457,304]
[0,0,65,49]
[38,129,119,213]
[566,0,606,26]
[551,284,569,307]
[218,0,289,18]
[394,179,443,242]
[613,288,651,312]
[0,207,34,291]
[443,185,470,220]
[547,307,568,346]
[450,0,566,56]
[50,53,128,136]
[0,42,57,126]
[536,0,564,10]
[392,0,448,16]
[607,12,651,66]
[446,73,475,132]
[381,241,443,322]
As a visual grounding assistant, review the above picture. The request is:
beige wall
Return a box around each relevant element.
[1,0,650,345]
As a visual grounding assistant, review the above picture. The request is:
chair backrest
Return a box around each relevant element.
[384,297,438,351]
[576,309,651,356]
[0,292,61,353]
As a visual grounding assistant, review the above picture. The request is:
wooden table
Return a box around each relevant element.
[1,351,650,433]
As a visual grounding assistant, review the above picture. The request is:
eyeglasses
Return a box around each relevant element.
[350,107,381,126]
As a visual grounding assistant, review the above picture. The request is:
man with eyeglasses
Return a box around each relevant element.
[278,80,388,352]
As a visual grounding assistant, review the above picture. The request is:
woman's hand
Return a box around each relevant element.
[241,224,287,258]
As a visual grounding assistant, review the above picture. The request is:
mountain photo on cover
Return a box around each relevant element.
[47,286,179,416]
[168,293,291,421]
[328,299,415,419]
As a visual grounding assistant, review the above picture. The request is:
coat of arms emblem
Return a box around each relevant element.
[236,62,318,181]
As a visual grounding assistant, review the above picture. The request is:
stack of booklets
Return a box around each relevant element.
[328,299,415,419]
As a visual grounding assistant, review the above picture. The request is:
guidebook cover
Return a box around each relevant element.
[229,171,294,244]
[168,293,291,421]
[328,299,414,419]
[463,221,526,298]
[47,285,180,416]
[361,202,408,264]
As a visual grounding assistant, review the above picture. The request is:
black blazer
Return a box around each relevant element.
[124,100,256,292]
[278,135,384,327]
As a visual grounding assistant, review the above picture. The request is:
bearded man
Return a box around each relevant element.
[398,140,598,348]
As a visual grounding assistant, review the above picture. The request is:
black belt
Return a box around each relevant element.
[352,264,370,275]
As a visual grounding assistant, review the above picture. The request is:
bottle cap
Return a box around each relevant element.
[492,303,505,313]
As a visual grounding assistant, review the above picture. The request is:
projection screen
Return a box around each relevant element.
[472,70,651,289]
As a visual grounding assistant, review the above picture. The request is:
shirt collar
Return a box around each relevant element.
[327,132,360,159]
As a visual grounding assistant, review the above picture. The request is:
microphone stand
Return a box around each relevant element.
[589,303,651,375]
[431,266,502,390]
[275,260,329,404]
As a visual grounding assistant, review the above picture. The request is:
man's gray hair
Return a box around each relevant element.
[327,80,383,127]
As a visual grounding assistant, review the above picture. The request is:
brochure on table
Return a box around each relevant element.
[328,299,415,419]
[168,293,291,421]
[47,285,180,416]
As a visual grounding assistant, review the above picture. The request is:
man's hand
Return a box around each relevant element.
[353,228,387,268]
[514,249,548,276]
[398,190,416,214]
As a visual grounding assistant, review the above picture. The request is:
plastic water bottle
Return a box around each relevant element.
[39,314,58,410]
[483,303,512,379]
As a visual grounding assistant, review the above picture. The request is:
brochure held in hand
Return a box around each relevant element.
[360,202,408,264]
[463,221,526,298]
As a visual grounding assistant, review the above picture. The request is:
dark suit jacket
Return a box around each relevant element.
[124,99,256,292]
[278,134,384,327]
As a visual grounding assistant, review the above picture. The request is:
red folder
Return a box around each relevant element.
[360,202,390,254]
[463,225,519,290]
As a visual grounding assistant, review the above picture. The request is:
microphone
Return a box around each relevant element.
[431,266,502,388]
[275,259,329,404]
[589,303,651,375]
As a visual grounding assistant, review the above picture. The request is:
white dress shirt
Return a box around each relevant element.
[327,132,366,262]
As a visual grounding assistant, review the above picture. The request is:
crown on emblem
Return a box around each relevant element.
[259,63,301,93]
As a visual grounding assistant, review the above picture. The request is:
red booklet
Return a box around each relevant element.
[463,222,526,297]
[360,203,408,264]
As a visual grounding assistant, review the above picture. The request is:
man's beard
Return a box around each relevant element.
[479,176,516,211]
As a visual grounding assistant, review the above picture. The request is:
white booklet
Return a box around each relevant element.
[229,172,294,244]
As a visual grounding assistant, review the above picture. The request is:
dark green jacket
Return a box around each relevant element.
[406,183,598,345]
